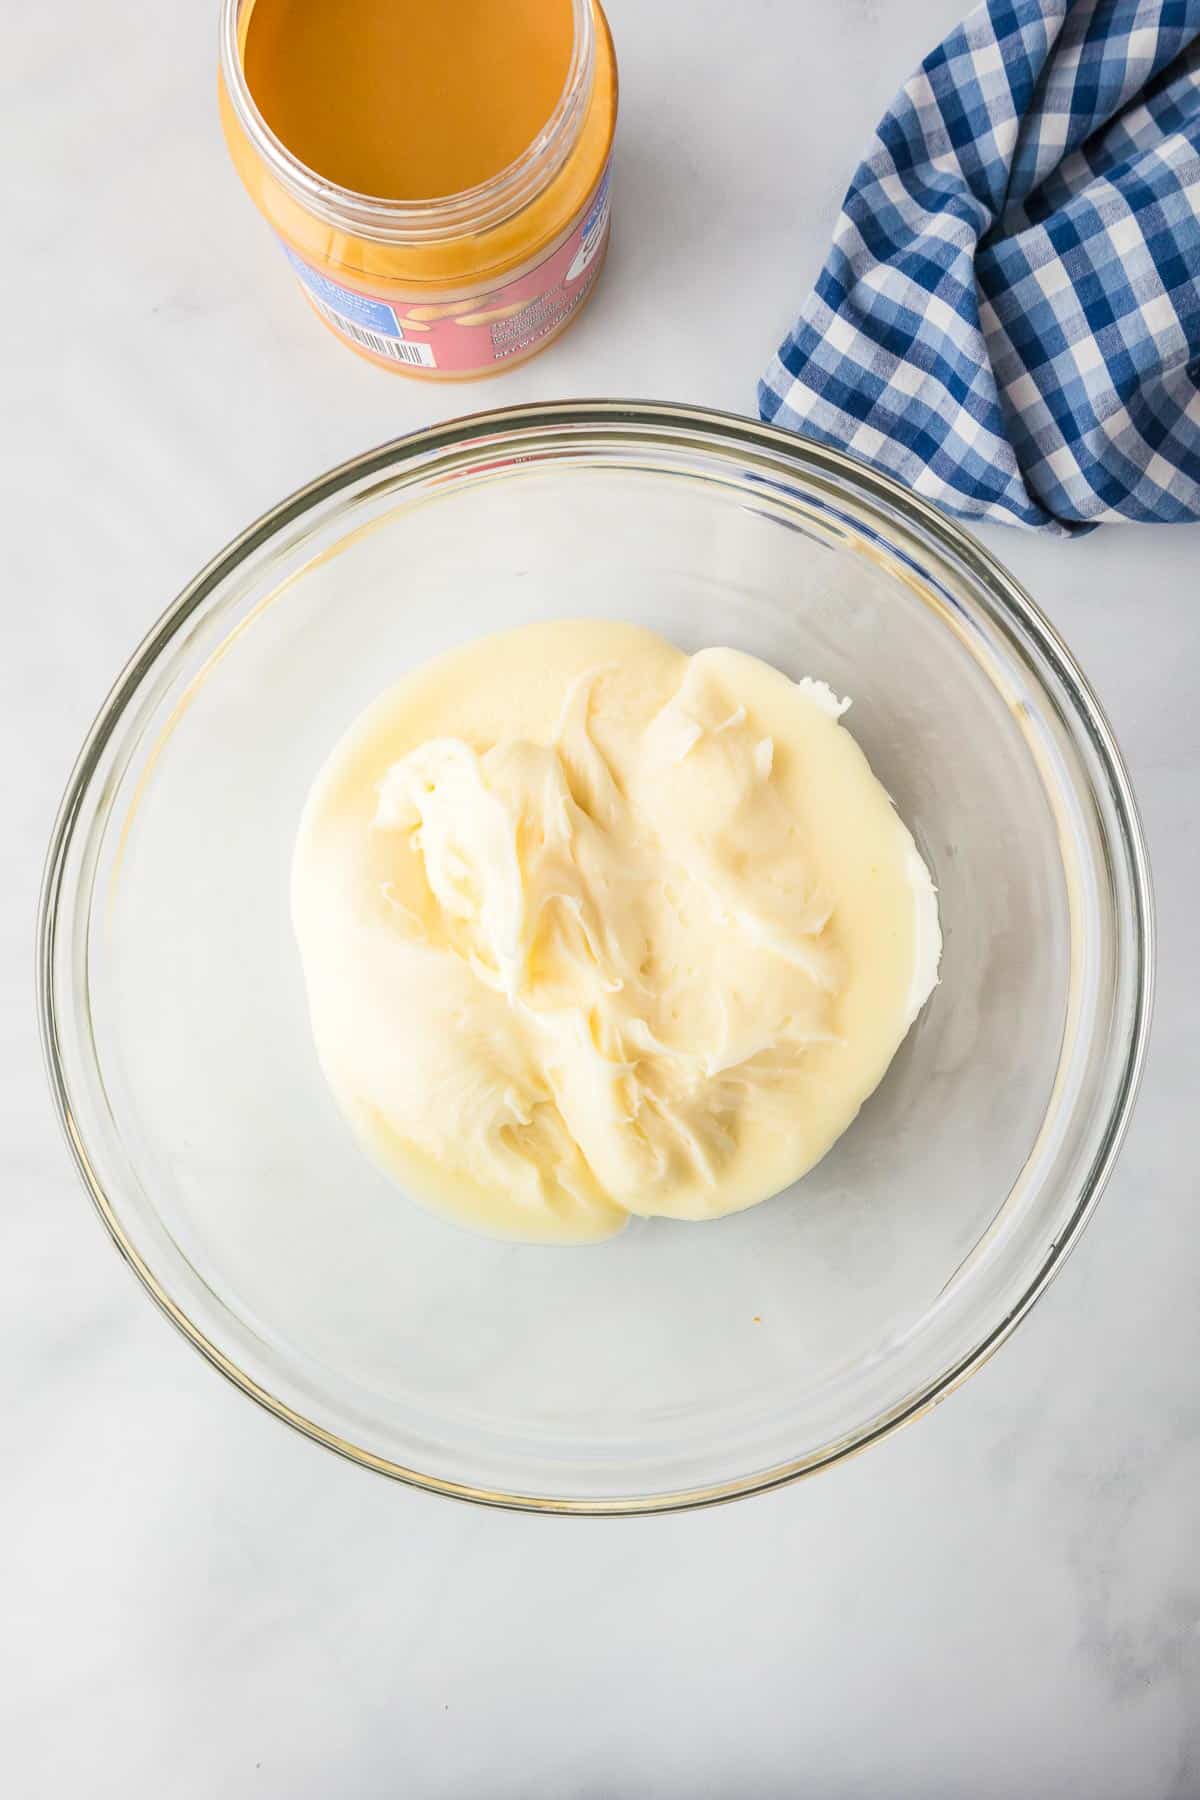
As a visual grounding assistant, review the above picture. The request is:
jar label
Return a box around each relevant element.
[282,166,612,375]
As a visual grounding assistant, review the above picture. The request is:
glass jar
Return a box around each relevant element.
[217,0,617,379]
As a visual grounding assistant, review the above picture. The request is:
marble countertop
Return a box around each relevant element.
[6,1,1198,1793]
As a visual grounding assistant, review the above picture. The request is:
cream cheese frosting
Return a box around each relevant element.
[292,620,941,1243]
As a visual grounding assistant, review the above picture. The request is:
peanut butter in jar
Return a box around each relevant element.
[219,0,618,377]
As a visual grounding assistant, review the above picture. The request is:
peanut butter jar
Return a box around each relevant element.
[218,0,617,378]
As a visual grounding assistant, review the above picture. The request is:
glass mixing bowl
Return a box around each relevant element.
[39,402,1153,1513]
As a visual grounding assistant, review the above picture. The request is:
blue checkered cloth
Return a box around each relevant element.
[759,0,1200,533]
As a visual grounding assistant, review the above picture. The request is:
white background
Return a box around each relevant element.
[5,2,1199,1794]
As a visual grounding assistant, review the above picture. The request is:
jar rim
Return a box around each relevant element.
[218,0,596,245]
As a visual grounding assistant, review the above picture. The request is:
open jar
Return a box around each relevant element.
[218,0,617,378]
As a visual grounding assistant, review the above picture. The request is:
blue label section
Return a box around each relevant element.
[581,167,611,241]
[283,247,402,337]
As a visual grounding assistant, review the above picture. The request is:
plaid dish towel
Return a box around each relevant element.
[759,0,1200,533]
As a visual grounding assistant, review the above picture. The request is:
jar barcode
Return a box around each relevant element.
[308,295,437,368]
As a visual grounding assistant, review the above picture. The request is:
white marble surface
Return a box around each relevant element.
[5,1,1199,1793]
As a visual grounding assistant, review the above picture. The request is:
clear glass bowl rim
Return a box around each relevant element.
[37,399,1155,1514]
